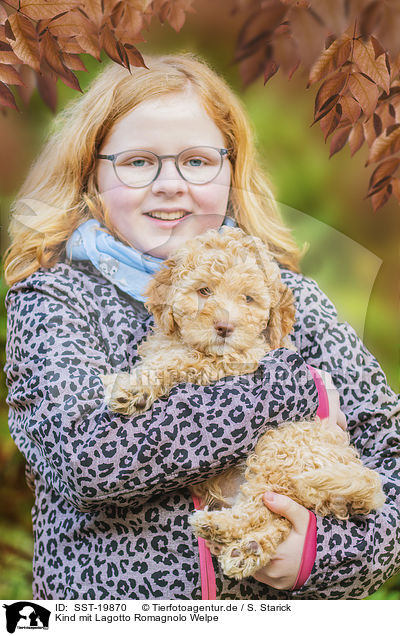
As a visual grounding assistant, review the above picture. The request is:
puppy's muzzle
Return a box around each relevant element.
[214,321,235,338]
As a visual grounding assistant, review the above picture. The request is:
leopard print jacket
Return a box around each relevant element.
[5,259,400,600]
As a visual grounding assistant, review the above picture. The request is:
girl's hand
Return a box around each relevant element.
[251,492,311,590]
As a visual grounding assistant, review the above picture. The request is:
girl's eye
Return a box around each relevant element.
[198,287,212,297]
[245,295,254,303]
[187,157,206,167]
[130,158,149,167]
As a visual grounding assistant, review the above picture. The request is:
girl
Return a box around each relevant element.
[4,53,400,600]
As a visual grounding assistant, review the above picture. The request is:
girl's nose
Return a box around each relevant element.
[151,158,189,195]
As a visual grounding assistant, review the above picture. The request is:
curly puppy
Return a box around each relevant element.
[101,227,385,580]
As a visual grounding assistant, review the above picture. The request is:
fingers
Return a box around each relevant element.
[262,492,310,534]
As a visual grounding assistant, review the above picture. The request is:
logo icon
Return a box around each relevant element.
[3,602,51,634]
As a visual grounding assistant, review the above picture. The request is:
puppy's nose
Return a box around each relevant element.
[214,321,234,338]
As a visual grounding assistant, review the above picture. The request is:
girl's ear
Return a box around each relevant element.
[263,285,296,350]
[144,262,177,335]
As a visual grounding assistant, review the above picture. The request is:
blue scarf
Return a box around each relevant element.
[65,217,236,303]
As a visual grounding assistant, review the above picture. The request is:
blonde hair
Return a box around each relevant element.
[4,52,301,286]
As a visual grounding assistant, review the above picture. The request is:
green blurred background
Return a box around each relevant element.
[1,2,399,600]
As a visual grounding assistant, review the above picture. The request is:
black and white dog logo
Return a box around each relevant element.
[3,602,50,634]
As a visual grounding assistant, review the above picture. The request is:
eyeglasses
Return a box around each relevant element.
[97,146,229,188]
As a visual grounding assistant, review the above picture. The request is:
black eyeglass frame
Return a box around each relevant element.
[97,146,229,187]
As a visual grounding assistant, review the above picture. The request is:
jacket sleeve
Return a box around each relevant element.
[5,272,318,513]
[284,273,400,599]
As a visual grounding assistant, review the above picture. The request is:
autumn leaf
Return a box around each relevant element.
[288,4,328,69]
[367,157,400,196]
[36,70,57,111]
[0,80,18,109]
[0,63,24,85]
[319,102,342,140]
[19,0,80,21]
[352,38,390,94]
[313,71,347,123]
[348,71,379,118]
[40,30,81,91]
[367,124,400,165]
[348,121,365,155]
[6,13,41,72]
[340,94,362,123]
[308,35,352,86]
[370,184,392,211]
[329,125,352,157]
[309,0,349,37]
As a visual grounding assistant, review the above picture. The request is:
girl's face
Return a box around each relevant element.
[96,89,232,259]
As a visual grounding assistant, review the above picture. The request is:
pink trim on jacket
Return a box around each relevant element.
[307,365,330,419]
[192,494,217,600]
[291,511,317,590]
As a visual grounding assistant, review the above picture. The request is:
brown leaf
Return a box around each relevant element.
[288,5,328,69]
[100,23,128,67]
[373,112,382,136]
[367,125,400,165]
[359,0,385,39]
[352,38,390,94]
[80,0,103,29]
[367,157,400,195]
[348,71,379,118]
[348,121,365,155]
[36,71,57,111]
[364,2,400,57]
[264,57,279,83]
[74,18,101,60]
[319,102,342,140]
[122,43,147,69]
[16,64,37,105]
[308,35,351,86]
[0,62,24,85]
[370,184,392,211]
[340,94,362,123]
[0,5,8,24]
[309,0,348,37]
[235,3,287,59]
[272,24,299,78]
[62,54,87,72]
[0,80,18,109]
[6,13,40,71]
[112,4,144,40]
[20,0,80,20]
[314,71,347,120]
[40,8,96,39]
[238,44,269,87]
[0,43,22,64]
[40,30,82,91]
[329,124,351,157]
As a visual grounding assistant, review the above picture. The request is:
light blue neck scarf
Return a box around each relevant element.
[65,217,236,303]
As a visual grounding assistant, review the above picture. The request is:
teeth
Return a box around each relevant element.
[147,210,189,220]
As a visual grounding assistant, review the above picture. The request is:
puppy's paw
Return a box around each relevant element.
[220,538,266,580]
[101,372,153,415]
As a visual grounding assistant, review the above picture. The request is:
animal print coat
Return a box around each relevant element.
[5,259,400,600]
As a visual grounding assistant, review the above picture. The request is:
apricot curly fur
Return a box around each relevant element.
[101,227,385,580]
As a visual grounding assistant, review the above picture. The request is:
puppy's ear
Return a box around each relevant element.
[144,263,177,335]
[263,285,295,349]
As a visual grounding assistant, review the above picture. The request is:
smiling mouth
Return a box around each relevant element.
[145,210,192,220]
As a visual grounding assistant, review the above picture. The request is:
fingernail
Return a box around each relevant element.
[264,491,275,502]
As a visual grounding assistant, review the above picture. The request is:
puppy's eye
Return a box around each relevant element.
[198,287,213,297]
[245,295,254,303]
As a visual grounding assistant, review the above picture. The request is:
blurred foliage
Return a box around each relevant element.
[0,4,398,601]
